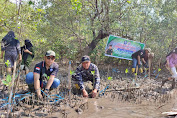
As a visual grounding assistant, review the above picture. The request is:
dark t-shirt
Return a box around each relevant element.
[106,49,113,55]
[34,61,59,80]
[131,50,145,59]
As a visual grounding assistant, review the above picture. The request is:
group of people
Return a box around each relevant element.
[1,31,177,99]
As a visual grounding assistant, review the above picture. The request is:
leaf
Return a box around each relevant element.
[158,68,161,72]
[91,71,95,75]
[29,1,33,5]
[70,70,74,75]
[108,76,112,80]
[127,1,131,3]
[2,80,9,86]
[6,74,12,83]
[37,9,42,12]
[125,68,129,73]
[5,60,10,67]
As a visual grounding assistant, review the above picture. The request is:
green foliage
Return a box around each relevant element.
[2,75,12,86]
[158,68,161,72]
[108,76,112,80]
[125,68,129,74]
[70,70,75,75]
[91,71,95,75]
[5,60,10,68]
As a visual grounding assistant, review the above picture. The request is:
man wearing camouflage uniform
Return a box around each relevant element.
[72,55,100,98]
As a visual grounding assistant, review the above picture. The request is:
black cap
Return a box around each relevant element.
[81,55,90,63]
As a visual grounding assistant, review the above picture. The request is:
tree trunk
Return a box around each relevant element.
[79,30,109,56]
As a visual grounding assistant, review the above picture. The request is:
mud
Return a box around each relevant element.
[0,64,176,118]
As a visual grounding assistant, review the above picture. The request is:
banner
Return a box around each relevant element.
[105,35,145,60]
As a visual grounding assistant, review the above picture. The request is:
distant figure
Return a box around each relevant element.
[106,45,113,55]
[21,39,34,74]
[131,48,151,74]
[25,50,60,99]
[161,48,177,89]
[72,55,100,98]
[1,31,22,74]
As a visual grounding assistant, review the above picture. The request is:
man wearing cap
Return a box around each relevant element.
[72,55,100,98]
[21,39,34,74]
[131,48,151,75]
[25,50,60,99]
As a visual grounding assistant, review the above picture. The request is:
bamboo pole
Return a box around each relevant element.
[7,61,17,117]
[68,61,71,104]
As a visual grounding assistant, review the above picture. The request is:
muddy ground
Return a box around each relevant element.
[0,63,177,118]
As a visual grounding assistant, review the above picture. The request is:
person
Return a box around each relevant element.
[72,55,100,98]
[131,48,151,74]
[161,48,177,89]
[25,50,60,99]
[1,31,22,74]
[106,45,113,55]
[21,39,34,74]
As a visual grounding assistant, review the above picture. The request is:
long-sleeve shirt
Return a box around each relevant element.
[166,53,177,68]
[75,63,100,90]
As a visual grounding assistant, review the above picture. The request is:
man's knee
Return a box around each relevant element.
[26,72,34,85]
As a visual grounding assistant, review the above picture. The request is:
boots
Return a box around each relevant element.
[131,68,136,77]
[139,68,143,74]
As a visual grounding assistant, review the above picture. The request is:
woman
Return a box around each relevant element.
[21,39,34,74]
[1,31,22,74]
[161,48,177,89]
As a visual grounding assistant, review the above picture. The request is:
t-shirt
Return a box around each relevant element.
[131,50,145,59]
[34,61,59,80]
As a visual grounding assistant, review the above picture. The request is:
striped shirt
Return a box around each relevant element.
[75,63,100,90]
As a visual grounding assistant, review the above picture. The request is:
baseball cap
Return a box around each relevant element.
[81,55,90,63]
[45,50,55,57]
[145,48,151,53]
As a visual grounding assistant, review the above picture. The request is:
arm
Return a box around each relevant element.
[16,41,22,61]
[92,66,100,98]
[45,75,55,90]
[137,55,141,65]
[75,66,88,97]
[24,49,33,55]
[141,58,146,64]
[34,72,42,98]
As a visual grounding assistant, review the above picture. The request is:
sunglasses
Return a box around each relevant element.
[46,56,55,60]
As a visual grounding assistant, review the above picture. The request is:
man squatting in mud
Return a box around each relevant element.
[72,55,100,98]
[25,50,60,99]
[131,48,153,75]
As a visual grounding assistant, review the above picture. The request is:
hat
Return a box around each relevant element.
[25,39,31,44]
[45,50,55,56]
[81,55,90,63]
[145,48,151,53]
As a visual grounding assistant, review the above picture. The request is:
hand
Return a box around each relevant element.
[43,89,49,96]
[92,89,97,98]
[82,89,88,97]
[37,93,43,100]
[19,55,22,61]
[24,49,29,53]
